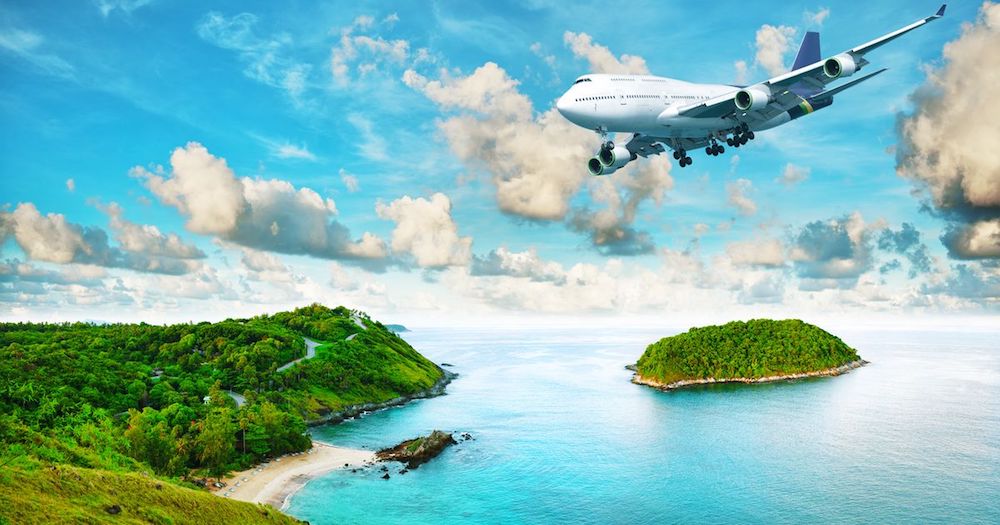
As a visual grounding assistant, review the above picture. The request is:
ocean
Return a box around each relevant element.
[289,326,1000,524]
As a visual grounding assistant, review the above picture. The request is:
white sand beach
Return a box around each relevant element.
[214,442,375,509]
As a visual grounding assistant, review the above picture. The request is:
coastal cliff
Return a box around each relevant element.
[632,319,865,390]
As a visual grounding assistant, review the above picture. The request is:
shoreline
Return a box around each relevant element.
[631,359,869,391]
[213,442,375,510]
[212,368,457,512]
[305,369,457,426]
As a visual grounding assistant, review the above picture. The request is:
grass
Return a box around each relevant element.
[0,462,301,525]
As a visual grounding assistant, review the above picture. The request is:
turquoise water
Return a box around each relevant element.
[290,327,1000,524]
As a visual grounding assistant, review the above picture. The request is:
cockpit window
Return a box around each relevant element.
[573,78,592,85]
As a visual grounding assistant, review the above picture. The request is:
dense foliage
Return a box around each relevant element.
[0,304,442,488]
[635,319,860,384]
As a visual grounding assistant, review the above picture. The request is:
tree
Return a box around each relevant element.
[197,408,235,476]
[124,408,176,474]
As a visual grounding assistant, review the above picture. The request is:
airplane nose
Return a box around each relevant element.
[556,94,570,116]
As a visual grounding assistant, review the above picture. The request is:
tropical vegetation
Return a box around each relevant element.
[0,304,443,522]
[635,319,860,384]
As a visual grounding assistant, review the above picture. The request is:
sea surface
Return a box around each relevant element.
[290,326,1000,524]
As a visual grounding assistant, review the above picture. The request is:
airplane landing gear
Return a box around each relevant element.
[705,138,725,157]
[674,149,692,167]
[727,124,756,148]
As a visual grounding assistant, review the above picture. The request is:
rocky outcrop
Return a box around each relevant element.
[305,369,457,427]
[632,359,869,391]
[376,430,457,469]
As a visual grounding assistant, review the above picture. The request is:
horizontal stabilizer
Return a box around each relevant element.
[812,68,888,100]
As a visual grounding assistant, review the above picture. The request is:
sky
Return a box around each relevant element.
[1,0,998,327]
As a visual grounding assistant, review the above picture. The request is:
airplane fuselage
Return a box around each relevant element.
[556,74,795,138]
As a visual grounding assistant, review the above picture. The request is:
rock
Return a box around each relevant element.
[382,473,390,480]
[376,430,457,470]
[399,469,408,475]
[460,432,473,441]
[106,505,121,515]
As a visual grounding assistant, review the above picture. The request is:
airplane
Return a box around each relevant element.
[556,4,946,174]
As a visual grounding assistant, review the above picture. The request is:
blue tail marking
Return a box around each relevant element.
[792,31,821,71]
[790,31,821,96]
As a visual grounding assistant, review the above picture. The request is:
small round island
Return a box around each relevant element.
[632,319,867,391]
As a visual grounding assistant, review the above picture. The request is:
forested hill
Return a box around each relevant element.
[635,319,860,385]
[0,304,443,521]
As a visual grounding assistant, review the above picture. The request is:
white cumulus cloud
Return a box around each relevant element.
[376,193,472,268]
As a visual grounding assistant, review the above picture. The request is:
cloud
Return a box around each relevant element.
[896,2,1000,259]
[94,0,154,17]
[330,17,416,85]
[877,222,933,278]
[470,246,566,283]
[804,7,831,27]
[251,136,317,161]
[921,262,1000,303]
[727,239,785,267]
[939,219,1000,260]
[733,60,749,84]
[568,163,672,255]
[0,259,106,287]
[789,212,873,287]
[0,27,75,80]
[103,202,205,259]
[726,178,757,216]
[133,142,387,264]
[738,273,785,304]
[754,24,797,76]
[376,193,471,268]
[197,12,312,103]
[563,32,649,74]
[777,163,809,186]
[403,57,672,253]
[66,178,75,192]
[346,113,389,161]
[339,169,360,192]
[403,63,586,220]
[1,203,199,275]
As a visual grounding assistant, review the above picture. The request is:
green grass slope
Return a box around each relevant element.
[635,319,860,384]
[0,462,300,525]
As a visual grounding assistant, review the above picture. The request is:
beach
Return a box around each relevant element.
[214,442,375,510]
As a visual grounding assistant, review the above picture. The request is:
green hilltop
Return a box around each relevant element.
[635,319,861,386]
[0,304,444,523]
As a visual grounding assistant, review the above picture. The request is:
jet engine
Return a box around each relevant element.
[589,145,635,176]
[823,53,858,79]
[734,85,771,111]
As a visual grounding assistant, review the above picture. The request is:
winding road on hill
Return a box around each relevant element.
[227,321,368,405]
[276,338,322,373]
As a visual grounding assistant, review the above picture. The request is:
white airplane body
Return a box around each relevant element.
[556,5,946,174]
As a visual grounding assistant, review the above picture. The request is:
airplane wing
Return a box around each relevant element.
[676,4,945,119]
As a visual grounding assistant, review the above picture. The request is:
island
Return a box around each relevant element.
[0,304,450,524]
[631,319,867,391]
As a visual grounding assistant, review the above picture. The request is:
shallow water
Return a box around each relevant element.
[289,327,1000,524]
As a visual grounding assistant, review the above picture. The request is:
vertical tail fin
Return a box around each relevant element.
[792,31,821,71]
[790,31,821,96]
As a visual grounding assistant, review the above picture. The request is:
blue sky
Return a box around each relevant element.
[1,0,997,325]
